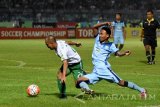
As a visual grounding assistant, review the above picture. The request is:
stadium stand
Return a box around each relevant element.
[0,0,160,27]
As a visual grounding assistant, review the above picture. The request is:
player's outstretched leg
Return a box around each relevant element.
[118,80,147,99]
[57,71,67,99]
[76,77,94,94]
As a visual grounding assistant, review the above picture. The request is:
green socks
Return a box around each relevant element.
[57,79,66,95]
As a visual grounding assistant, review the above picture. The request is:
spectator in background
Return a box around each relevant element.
[12,18,23,28]
[111,13,126,52]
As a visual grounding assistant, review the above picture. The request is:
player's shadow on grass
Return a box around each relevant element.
[75,92,109,100]
[42,93,77,97]
[42,92,110,99]
[138,60,147,64]
[27,96,40,98]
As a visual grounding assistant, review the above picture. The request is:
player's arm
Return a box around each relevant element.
[93,22,111,37]
[122,22,126,39]
[59,46,68,82]
[122,27,126,39]
[61,59,68,82]
[93,22,111,29]
[140,21,144,41]
[66,41,81,47]
[110,22,115,38]
[111,26,114,38]
[140,29,144,41]
[115,50,131,57]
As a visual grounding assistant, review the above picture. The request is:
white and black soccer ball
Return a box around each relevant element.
[27,84,40,96]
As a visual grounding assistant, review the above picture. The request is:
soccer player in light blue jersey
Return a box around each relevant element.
[76,24,147,99]
[111,13,126,51]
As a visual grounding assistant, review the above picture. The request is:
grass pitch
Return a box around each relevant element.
[0,38,160,107]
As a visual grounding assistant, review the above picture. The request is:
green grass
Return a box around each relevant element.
[0,21,32,28]
[0,38,160,107]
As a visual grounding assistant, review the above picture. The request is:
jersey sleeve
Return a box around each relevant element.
[110,43,119,53]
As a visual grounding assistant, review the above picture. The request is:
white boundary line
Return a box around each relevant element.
[74,92,86,103]
[16,60,26,67]
[0,59,56,70]
[0,59,26,68]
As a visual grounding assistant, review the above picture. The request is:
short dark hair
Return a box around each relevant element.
[116,12,122,17]
[101,27,111,35]
[147,9,154,14]
[45,35,56,43]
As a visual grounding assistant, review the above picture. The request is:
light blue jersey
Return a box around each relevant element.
[92,34,119,68]
[84,35,121,84]
[112,21,125,33]
[112,21,125,44]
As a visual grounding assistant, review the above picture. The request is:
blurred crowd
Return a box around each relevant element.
[0,0,160,27]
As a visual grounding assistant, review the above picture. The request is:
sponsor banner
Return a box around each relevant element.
[67,28,76,38]
[125,27,141,37]
[0,28,68,39]
[57,22,77,28]
[131,30,140,37]
[32,22,57,28]
[127,27,160,37]
[76,28,94,38]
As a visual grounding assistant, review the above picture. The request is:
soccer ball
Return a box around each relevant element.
[27,84,40,96]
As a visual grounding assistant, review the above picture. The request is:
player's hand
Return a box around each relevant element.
[125,50,131,56]
[61,75,66,82]
[105,22,111,26]
[76,43,82,47]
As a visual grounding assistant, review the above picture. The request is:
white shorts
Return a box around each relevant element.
[114,33,124,44]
